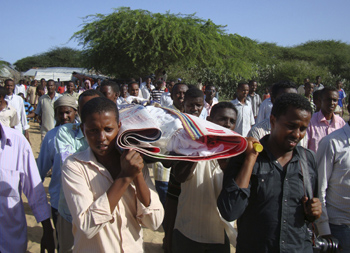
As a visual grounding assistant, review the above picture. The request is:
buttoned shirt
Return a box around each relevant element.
[35,92,62,134]
[5,93,30,132]
[37,126,61,209]
[0,104,19,128]
[307,110,345,152]
[231,98,255,137]
[247,93,262,118]
[316,123,350,235]
[217,135,317,253]
[62,148,164,252]
[0,124,51,253]
[175,160,228,244]
[56,123,88,222]
[255,98,272,124]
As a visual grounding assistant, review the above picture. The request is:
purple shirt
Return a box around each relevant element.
[307,110,346,152]
[0,123,51,253]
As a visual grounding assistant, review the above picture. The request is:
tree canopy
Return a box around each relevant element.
[73,7,258,80]
[14,47,83,72]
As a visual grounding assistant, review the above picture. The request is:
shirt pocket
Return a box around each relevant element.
[254,170,275,202]
[0,168,20,198]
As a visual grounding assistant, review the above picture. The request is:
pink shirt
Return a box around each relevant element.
[307,111,345,152]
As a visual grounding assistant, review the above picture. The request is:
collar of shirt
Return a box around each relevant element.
[232,98,249,106]
[317,110,339,125]
[75,148,114,183]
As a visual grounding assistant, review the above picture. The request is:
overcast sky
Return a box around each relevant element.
[1,0,349,64]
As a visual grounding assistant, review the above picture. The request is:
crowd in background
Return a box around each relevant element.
[0,74,349,253]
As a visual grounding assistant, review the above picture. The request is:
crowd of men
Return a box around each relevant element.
[0,75,349,253]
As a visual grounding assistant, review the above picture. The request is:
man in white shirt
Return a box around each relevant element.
[15,79,27,97]
[140,77,155,100]
[4,79,30,142]
[172,101,238,253]
[316,100,350,251]
[231,82,254,137]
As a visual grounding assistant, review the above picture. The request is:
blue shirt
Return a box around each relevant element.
[36,126,61,209]
[56,123,88,222]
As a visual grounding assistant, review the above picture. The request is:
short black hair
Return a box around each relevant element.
[101,80,120,94]
[78,89,104,102]
[184,87,204,100]
[36,85,44,91]
[271,80,297,99]
[237,82,248,89]
[271,93,312,119]
[248,80,257,85]
[211,102,237,117]
[320,86,338,99]
[0,86,7,97]
[128,82,139,89]
[4,79,14,85]
[205,84,216,90]
[81,97,119,123]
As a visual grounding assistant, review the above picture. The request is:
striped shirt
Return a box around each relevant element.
[151,89,164,103]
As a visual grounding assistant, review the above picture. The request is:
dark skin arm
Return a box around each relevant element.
[106,149,149,212]
[233,137,260,188]
[173,160,196,183]
[40,218,55,253]
[302,196,322,222]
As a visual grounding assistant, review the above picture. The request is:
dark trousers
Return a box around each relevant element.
[172,229,230,253]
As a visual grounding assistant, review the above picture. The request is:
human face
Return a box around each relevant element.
[121,86,128,98]
[67,82,75,93]
[100,85,118,103]
[5,81,15,95]
[56,106,77,125]
[82,111,120,159]
[78,94,99,116]
[184,97,204,117]
[41,79,47,87]
[210,108,237,130]
[47,81,56,94]
[128,83,139,97]
[304,83,314,97]
[205,86,216,100]
[167,81,175,93]
[321,91,338,115]
[236,84,249,101]
[270,107,311,152]
[249,82,257,93]
[171,84,188,111]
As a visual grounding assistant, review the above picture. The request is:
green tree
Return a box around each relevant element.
[73,7,256,80]
[14,47,83,72]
